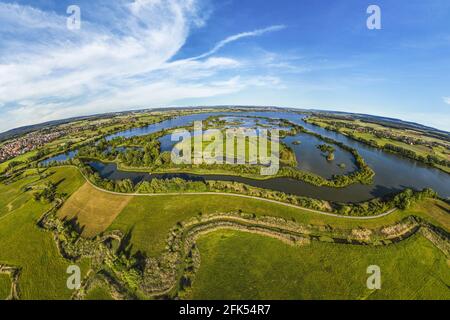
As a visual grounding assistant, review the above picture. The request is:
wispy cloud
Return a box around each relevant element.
[444,97,450,105]
[191,25,286,59]
[0,1,285,132]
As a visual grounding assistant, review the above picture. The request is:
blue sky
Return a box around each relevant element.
[0,0,449,132]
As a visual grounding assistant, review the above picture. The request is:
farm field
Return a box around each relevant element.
[0,167,91,299]
[58,182,132,237]
[186,230,450,300]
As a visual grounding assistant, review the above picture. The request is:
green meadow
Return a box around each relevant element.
[185,230,450,300]
[0,274,10,300]
[108,194,449,258]
[0,164,448,299]
[85,283,114,300]
[0,167,90,299]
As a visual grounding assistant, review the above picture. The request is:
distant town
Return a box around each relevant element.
[0,131,63,163]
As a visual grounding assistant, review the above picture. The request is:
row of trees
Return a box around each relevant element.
[334,188,438,216]
[384,143,450,168]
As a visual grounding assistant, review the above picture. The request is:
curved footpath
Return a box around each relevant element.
[56,165,398,220]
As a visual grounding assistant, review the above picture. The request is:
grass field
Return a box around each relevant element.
[0,150,38,173]
[0,164,448,299]
[85,283,114,300]
[0,274,10,300]
[185,230,450,300]
[58,183,132,237]
[0,167,91,299]
[174,130,297,167]
[108,193,450,258]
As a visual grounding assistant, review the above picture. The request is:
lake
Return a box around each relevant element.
[44,110,450,202]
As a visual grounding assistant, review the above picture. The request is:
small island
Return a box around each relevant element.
[316,144,335,161]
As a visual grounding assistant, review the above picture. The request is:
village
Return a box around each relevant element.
[0,131,63,163]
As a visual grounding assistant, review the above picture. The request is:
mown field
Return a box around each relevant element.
[0,167,90,299]
[185,230,450,300]
[58,182,132,237]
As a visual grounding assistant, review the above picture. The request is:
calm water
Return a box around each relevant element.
[44,110,450,202]
[41,150,78,165]
[104,112,227,141]
[283,133,357,179]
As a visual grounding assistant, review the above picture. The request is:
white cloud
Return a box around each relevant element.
[0,1,285,132]
[191,25,286,60]
[443,97,450,105]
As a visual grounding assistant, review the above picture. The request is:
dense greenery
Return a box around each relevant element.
[316,144,335,154]
[32,181,57,203]
[334,188,438,216]
[78,124,374,188]
[316,144,335,161]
